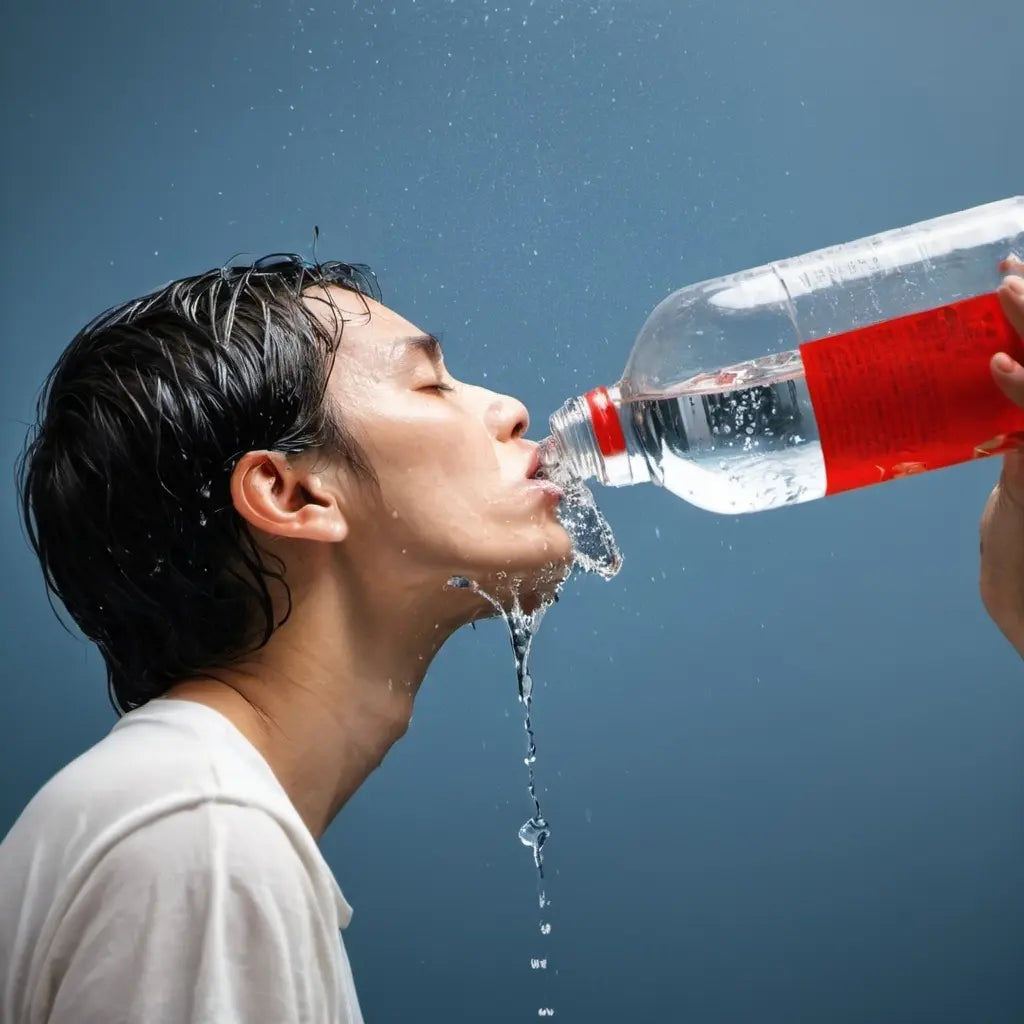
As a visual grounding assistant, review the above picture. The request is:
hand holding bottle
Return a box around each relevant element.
[980,260,1024,653]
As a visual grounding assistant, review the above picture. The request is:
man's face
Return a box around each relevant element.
[311,287,571,603]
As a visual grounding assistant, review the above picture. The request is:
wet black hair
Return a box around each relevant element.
[16,254,380,714]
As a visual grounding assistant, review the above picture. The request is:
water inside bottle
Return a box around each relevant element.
[629,350,827,514]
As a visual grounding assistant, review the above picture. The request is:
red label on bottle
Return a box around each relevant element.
[585,386,628,457]
[799,293,1024,496]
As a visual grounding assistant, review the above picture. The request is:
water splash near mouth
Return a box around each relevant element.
[536,438,622,581]
[446,465,620,1016]
[447,444,621,871]
[556,476,622,580]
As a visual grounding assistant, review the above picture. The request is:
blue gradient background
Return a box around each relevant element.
[3,2,1024,1021]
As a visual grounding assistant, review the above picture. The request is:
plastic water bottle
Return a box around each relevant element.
[540,197,1024,514]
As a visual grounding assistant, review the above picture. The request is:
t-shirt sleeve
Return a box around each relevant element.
[43,801,347,1024]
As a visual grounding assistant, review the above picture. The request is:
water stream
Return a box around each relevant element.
[447,471,622,1018]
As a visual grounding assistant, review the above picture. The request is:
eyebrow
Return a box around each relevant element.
[400,333,443,366]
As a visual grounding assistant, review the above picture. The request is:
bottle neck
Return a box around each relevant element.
[545,387,653,488]
[547,395,606,481]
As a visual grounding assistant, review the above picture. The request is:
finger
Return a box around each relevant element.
[997,274,1024,341]
[991,348,1024,407]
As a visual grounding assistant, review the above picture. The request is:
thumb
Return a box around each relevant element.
[997,264,1024,338]
[991,350,1024,407]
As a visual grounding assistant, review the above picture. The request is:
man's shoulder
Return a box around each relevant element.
[85,797,317,895]
[0,699,296,890]
[0,703,356,1024]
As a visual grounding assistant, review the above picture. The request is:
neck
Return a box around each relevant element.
[164,567,466,839]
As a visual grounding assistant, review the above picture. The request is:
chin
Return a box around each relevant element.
[444,524,573,616]
[478,556,571,613]
[515,573,565,616]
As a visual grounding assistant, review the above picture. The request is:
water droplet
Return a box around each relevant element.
[520,672,533,700]
[519,817,549,867]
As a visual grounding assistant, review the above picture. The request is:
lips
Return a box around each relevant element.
[530,477,563,498]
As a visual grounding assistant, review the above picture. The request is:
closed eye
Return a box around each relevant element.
[420,382,454,394]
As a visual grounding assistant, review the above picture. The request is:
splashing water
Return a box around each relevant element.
[538,438,622,581]
[555,476,621,579]
[447,576,551,874]
[446,467,621,1018]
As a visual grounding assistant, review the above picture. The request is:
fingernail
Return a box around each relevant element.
[994,353,1017,373]
[1004,276,1024,299]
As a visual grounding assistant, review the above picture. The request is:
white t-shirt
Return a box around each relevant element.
[0,698,364,1024]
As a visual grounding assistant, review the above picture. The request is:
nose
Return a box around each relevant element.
[488,390,530,441]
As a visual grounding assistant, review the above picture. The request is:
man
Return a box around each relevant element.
[6,254,1024,1024]
[1,256,571,1024]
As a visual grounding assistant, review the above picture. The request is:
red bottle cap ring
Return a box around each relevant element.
[584,386,627,457]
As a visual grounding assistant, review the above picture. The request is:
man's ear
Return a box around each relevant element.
[229,450,348,543]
